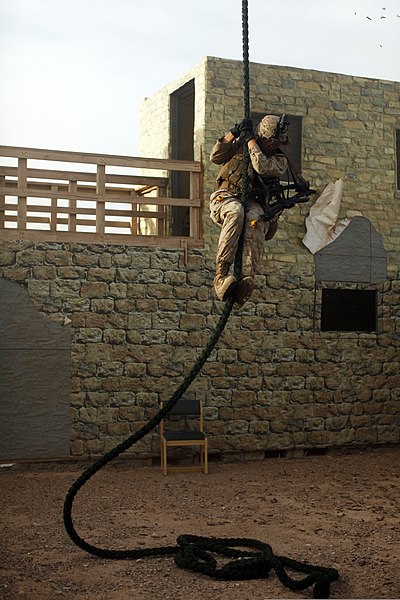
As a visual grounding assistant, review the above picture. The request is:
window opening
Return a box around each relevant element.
[170,80,195,236]
[321,288,377,332]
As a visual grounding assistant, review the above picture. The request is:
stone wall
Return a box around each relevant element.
[1,240,398,461]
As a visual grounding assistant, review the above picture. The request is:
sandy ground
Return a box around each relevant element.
[1,447,399,600]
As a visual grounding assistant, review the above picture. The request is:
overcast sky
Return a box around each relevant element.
[0,0,399,156]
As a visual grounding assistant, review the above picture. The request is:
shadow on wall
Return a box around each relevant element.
[0,279,71,460]
[314,216,387,284]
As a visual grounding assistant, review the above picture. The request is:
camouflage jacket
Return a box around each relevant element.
[210,137,288,196]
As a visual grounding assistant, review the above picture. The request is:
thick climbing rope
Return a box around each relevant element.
[63,1,339,597]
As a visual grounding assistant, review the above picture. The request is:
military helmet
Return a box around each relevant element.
[256,115,280,140]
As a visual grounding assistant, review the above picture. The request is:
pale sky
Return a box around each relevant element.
[0,0,399,156]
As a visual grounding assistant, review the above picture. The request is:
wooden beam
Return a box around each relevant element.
[0,145,201,172]
[0,227,203,248]
[0,166,168,187]
[0,186,201,207]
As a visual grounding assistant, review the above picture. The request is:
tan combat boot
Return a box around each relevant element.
[234,276,255,309]
[214,262,237,301]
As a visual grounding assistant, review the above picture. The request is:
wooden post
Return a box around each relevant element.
[68,180,77,233]
[0,175,5,230]
[180,238,188,266]
[50,185,58,231]
[130,189,139,235]
[158,183,166,237]
[96,164,106,234]
[189,170,201,239]
[17,157,27,230]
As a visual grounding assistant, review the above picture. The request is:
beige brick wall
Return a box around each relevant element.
[1,239,398,461]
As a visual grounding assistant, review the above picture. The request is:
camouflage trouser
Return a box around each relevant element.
[209,191,270,278]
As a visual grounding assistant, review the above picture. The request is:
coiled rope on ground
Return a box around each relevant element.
[63,1,339,597]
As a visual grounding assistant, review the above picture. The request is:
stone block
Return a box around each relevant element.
[232,390,256,407]
[79,407,97,423]
[180,313,206,331]
[91,299,114,313]
[97,407,119,422]
[112,299,131,313]
[2,267,30,281]
[71,440,85,455]
[45,250,72,266]
[103,329,126,344]
[118,406,144,421]
[249,421,270,434]
[164,270,187,285]
[107,422,130,436]
[88,268,116,282]
[225,421,249,435]
[147,284,173,299]
[99,254,112,268]
[355,427,377,443]
[27,280,50,298]
[80,281,108,298]
[75,328,103,343]
[0,251,16,266]
[116,268,139,283]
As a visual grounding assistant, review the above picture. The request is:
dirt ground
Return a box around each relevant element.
[1,447,399,600]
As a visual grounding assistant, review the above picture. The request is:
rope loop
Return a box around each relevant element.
[174,535,338,596]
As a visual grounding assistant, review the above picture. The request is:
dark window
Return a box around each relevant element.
[251,112,302,176]
[321,289,377,332]
[396,129,400,190]
[170,80,195,236]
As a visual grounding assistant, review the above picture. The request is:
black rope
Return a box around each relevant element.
[233,0,250,281]
[62,1,339,597]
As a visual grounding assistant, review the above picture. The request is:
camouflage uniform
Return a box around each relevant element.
[209,116,288,304]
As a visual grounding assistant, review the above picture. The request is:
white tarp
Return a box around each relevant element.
[302,179,351,254]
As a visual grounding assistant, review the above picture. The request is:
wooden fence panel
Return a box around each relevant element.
[0,146,203,248]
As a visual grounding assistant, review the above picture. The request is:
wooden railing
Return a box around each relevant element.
[0,146,203,249]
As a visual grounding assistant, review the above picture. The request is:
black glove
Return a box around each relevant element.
[240,128,255,144]
[230,117,253,139]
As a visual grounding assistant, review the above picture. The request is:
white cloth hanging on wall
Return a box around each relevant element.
[302,179,351,254]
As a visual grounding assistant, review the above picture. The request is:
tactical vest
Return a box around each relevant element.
[216,149,251,195]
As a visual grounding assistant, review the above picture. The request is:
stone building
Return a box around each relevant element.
[1,56,399,462]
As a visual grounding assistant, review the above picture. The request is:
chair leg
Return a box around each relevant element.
[162,440,168,475]
[203,440,208,475]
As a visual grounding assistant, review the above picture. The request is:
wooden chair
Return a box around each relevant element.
[160,398,208,475]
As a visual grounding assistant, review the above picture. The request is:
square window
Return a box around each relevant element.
[321,289,377,332]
